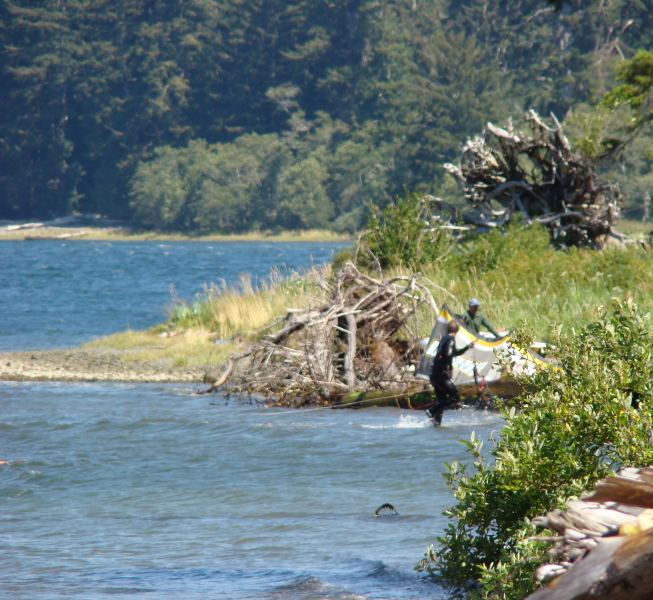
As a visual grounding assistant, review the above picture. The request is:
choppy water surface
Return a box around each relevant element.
[0,240,344,351]
[0,240,504,598]
[1,382,502,599]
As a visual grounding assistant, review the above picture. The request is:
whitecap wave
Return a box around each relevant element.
[360,414,430,430]
[443,408,503,427]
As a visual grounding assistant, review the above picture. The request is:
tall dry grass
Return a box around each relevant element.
[168,267,329,340]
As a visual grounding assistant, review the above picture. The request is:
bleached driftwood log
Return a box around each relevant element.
[444,111,624,248]
[527,467,653,599]
[208,262,440,405]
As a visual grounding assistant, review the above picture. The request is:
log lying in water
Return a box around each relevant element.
[444,110,624,249]
[527,467,653,600]
[334,377,523,410]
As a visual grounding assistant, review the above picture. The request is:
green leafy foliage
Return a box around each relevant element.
[356,193,454,270]
[2,1,653,227]
[421,300,653,598]
[451,223,551,276]
[129,135,290,232]
[276,154,333,229]
[563,49,653,217]
[603,50,653,116]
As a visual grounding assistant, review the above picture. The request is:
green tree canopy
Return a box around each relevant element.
[2,0,652,230]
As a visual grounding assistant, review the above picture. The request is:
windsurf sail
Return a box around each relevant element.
[416,304,548,385]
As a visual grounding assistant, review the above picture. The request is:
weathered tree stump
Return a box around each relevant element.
[444,111,624,248]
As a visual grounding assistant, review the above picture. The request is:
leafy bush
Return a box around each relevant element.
[356,193,454,270]
[420,300,653,599]
[451,223,551,276]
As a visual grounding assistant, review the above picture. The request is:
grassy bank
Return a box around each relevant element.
[367,222,653,344]
[421,224,653,341]
[88,221,653,372]
[88,267,330,371]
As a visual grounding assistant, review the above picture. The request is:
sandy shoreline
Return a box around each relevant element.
[0,219,351,243]
[0,348,205,384]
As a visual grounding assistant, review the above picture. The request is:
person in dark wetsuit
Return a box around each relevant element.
[427,320,474,426]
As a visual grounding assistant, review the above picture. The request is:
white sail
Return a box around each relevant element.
[416,305,547,385]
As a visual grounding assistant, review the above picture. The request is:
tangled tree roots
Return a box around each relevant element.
[207,262,439,406]
[444,110,624,248]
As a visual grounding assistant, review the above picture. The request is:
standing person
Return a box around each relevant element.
[461,298,500,339]
[427,321,474,426]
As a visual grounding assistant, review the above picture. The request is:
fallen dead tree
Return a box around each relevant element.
[527,467,653,599]
[444,110,624,248]
[205,262,440,406]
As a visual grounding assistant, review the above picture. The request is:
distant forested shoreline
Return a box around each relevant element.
[1,1,652,232]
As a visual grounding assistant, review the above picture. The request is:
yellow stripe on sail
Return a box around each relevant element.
[440,306,509,348]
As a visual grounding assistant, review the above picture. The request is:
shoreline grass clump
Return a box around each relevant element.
[418,299,653,599]
[167,267,329,341]
[87,267,329,369]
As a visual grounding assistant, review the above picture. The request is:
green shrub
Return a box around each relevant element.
[451,223,551,276]
[420,299,653,599]
[356,192,454,270]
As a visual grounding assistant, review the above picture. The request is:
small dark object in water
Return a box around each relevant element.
[374,503,398,517]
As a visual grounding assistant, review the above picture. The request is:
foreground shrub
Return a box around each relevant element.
[419,299,653,599]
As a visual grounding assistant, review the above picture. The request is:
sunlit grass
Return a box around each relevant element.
[616,218,653,240]
[84,328,236,369]
[77,265,330,370]
[167,267,329,340]
[420,229,653,342]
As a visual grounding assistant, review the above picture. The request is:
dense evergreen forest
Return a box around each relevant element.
[1,0,652,232]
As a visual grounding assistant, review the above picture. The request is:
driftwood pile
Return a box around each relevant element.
[444,110,624,248]
[528,467,653,599]
[206,262,438,406]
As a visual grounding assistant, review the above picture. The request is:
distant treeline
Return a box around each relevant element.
[1,1,652,231]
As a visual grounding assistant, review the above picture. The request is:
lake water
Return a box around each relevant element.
[0,240,346,351]
[0,241,503,599]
